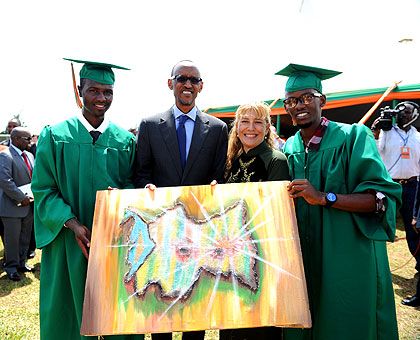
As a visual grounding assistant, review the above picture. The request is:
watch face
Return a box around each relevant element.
[326,192,337,202]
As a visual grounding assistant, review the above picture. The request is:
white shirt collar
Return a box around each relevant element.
[173,105,197,122]
[77,112,109,133]
[393,124,416,134]
[10,142,24,157]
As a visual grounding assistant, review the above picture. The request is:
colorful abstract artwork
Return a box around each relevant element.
[81,181,311,336]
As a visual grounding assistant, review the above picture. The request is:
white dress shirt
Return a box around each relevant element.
[10,143,33,170]
[376,125,420,179]
[77,112,109,133]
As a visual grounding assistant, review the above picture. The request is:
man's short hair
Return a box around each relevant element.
[171,60,195,76]
[8,118,21,126]
[10,127,29,138]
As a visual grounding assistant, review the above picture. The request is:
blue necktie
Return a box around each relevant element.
[177,115,188,171]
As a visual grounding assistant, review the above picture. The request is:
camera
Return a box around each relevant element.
[375,106,403,131]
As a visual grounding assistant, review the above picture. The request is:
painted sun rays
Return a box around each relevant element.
[118,182,299,317]
[120,199,259,303]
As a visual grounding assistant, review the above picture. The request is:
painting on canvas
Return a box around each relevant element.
[81,181,311,335]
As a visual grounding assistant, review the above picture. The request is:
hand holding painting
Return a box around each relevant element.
[287,179,325,205]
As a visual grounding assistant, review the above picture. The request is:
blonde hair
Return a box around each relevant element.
[225,101,276,178]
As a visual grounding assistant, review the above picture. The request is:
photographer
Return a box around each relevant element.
[372,101,420,307]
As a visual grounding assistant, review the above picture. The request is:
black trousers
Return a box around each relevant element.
[220,327,283,340]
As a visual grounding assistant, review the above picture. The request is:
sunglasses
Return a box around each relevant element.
[283,92,323,109]
[19,136,32,141]
[171,74,202,85]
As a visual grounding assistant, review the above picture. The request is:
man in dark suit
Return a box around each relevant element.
[0,118,22,251]
[133,60,228,339]
[0,127,34,281]
[0,117,37,259]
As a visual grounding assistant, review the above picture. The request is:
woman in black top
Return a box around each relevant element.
[225,101,289,183]
[221,101,289,340]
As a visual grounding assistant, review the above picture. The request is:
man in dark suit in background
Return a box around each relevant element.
[0,118,22,251]
[0,117,37,259]
[1,118,37,156]
[133,60,228,340]
[1,118,21,144]
[0,127,34,281]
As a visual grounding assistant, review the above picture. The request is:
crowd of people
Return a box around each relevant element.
[0,59,418,340]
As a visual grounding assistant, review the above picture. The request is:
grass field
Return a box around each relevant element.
[0,219,419,339]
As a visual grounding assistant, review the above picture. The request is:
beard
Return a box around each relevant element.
[296,121,313,129]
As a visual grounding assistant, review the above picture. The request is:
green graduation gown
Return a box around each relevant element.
[282,121,401,340]
[32,117,143,340]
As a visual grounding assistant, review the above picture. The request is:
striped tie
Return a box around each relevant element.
[21,153,32,178]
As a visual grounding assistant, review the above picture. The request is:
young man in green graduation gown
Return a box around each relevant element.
[31,59,144,340]
[279,64,402,340]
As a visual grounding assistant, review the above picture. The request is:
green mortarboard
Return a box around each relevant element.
[63,58,130,85]
[275,63,341,93]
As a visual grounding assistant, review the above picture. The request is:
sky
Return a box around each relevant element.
[1,0,419,134]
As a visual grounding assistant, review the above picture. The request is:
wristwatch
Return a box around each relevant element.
[325,192,337,207]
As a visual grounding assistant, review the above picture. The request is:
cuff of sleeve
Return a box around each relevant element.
[375,191,386,213]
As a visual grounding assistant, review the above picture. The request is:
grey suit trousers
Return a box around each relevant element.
[2,209,33,274]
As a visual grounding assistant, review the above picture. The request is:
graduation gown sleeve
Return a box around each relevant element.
[31,125,77,247]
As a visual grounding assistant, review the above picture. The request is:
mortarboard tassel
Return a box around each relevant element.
[71,63,83,109]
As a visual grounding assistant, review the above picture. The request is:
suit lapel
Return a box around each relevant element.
[10,147,31,179]
[159,108,183,178]
[182,110,210,182]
